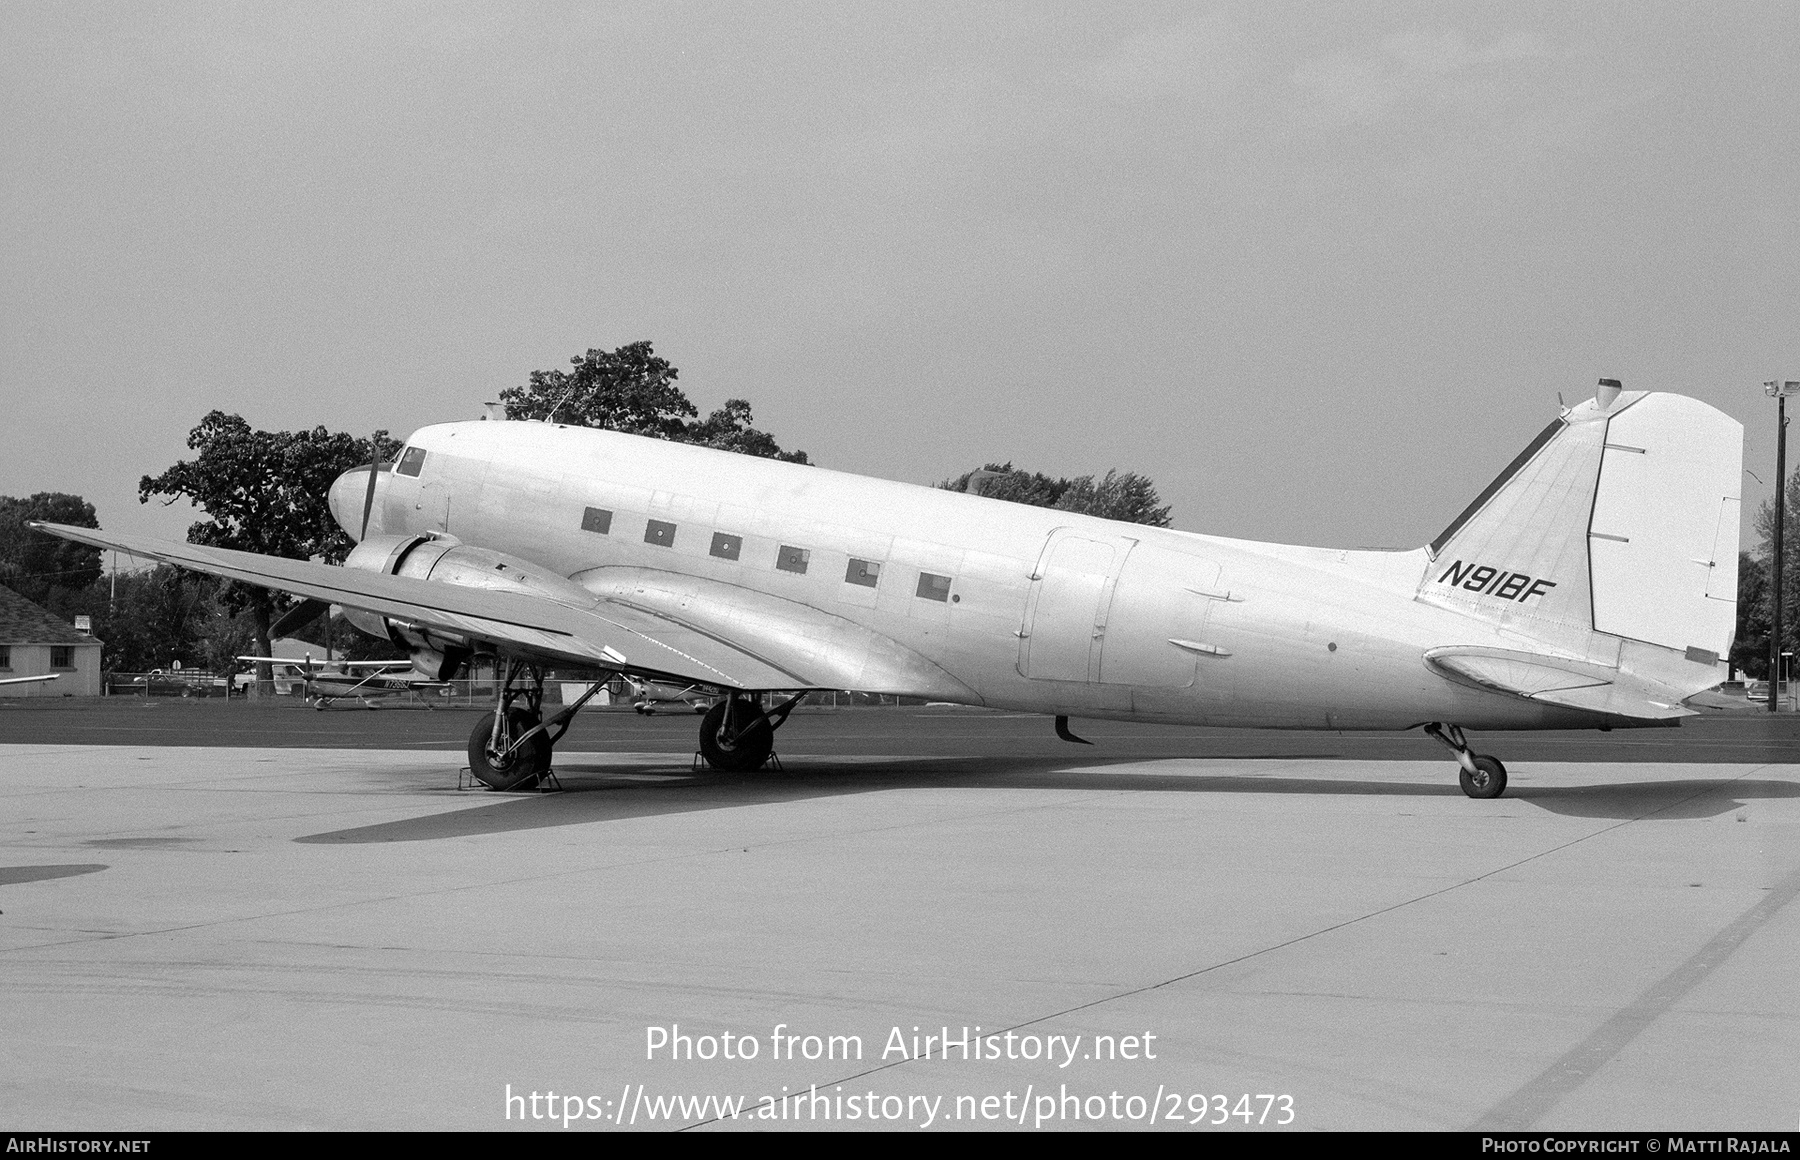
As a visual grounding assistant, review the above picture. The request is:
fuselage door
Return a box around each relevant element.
[1017,529,1133,682]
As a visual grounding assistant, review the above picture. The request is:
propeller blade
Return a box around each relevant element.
[359,441,381,540]
[270,597,331,638]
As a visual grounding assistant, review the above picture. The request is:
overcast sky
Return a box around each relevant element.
[3,2,1796,558]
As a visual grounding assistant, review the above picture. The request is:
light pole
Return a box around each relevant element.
[1766,380,1799,712]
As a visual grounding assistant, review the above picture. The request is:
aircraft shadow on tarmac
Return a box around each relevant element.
[0,864,109,885]
[291,755,1800,844]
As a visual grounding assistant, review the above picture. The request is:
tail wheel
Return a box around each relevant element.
[1459,755,1508,799]
[699,698,774,772]
[467,707,550,791]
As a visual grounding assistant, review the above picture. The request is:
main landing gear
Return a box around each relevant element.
[1424,722,1508,799]
[466,660,605,791]
[465,663,804,789]
[697,693,805,773]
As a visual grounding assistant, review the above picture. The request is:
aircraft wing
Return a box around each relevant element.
[32,523,807,690]
[0,673,58,687]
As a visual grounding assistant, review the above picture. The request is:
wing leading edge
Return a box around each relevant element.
[29,522,805,690]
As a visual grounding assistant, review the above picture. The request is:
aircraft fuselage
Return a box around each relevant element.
[337,420,1619,732]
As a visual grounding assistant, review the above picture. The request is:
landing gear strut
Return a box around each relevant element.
[1425,722,1508,799]
[465,659,607,791]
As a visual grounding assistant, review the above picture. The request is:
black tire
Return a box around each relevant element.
[467,707,550,791]
[698,698,774,772]
[1460,755,1508,799]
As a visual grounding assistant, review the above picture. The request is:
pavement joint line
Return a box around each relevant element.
[680,763,1780,1131]
[1474,857,1800,1130]
[1469,763,1796,1130]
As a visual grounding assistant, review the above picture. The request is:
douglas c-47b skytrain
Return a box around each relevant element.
[34,379,1741,798]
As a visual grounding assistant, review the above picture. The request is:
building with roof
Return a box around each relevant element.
[0,584,102,696]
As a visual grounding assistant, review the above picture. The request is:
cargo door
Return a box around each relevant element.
[1017,530,1131,682]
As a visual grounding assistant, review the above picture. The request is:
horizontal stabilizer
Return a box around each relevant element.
[1425,646,1694,721]
[1529,683,1688,720]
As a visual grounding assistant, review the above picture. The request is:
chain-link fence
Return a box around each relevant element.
[101,673,935,710]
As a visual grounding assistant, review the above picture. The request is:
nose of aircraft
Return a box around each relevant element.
[328,466,378,541]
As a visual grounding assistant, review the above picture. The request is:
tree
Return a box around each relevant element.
[499,341,808,462]
[1732,550,1770,679]
[500,341,694,436]
[686,398,810,464]
[139,412,401,675]
[49,565,209,674]
[941,463,1069,508]
[940,462,1173,527]
[1749,467,1800,680]
[1053,470,1173,526]
[0,492,102,606]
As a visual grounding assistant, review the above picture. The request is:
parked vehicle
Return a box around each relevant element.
[1744,681,1790,704]
[129,669,228,698]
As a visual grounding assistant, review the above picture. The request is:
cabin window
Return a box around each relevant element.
[776,545,810,574]
[581,507,612,534]
[710,533,742,560]
[396,446,427,477]
[50,647,74,669]
[845,559,880,588]
[645,520,676,547]
[916,572,952,602]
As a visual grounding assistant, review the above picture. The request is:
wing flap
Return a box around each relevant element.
[30,522,805,689]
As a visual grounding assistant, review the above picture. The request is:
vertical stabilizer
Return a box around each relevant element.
[1421,391,1742,662]
[1422,400,1610,645]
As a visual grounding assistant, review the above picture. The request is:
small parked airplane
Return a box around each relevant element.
[234,654,450,709]
[622,676,714,715]
[33,379,1740,797]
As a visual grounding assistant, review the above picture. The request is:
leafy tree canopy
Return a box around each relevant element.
[1732,549,1770,679]
[140,412,401,565]
[0,492,101,605]
[138,412,402,662]
[499,341,808,463]
[940,462,1173,527]
[1744,467,1800,679]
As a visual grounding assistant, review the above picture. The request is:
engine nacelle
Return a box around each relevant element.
[338,535,595,674]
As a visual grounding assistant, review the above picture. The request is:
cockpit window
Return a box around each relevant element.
[396,447,427,477]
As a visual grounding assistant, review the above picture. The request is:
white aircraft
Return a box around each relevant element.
[234,655,450,709]
[33,380,1740,797]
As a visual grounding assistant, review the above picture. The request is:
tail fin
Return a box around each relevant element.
[1421,390,1741,664]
